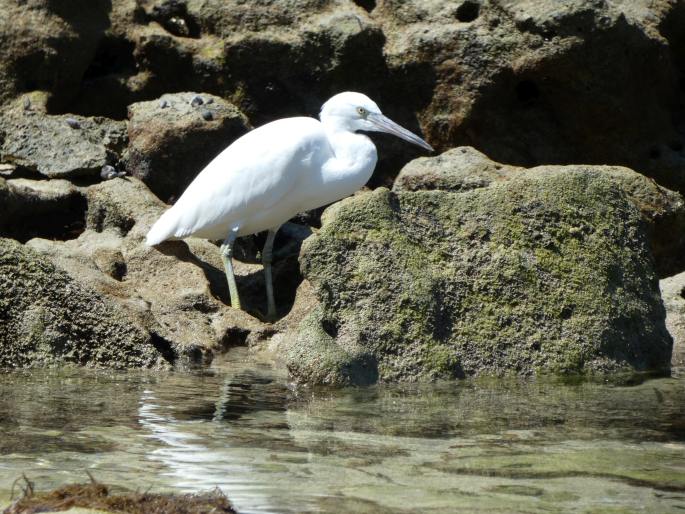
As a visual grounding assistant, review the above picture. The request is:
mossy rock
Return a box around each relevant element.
[0,238,165,368]
[288,169,672,384]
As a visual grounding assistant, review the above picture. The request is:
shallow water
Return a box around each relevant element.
[1,349,684,514]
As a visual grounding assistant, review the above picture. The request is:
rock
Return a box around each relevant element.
[26,177,266,366]
[0,237,166,369]
[286,170,671,384]
[393,147,520,193]
[375,0,685,193]
[125,92,251,201]
[0,109,127,179]
[394,148,685,277]
[0,0,110,109]
[0,177,86,242]
[661,273,685,368]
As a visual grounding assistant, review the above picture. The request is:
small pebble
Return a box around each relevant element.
[22,97,31,110]
[100,165,126,180]
[65,117,81,129]
[159,99,169,109]
[190,95,204,107]
[201,110,213,121]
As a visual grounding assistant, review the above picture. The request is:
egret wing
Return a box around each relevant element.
[166,117,332,239]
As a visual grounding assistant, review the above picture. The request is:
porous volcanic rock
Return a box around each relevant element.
[0,237,166,369]
[26,177,269,366]
[394,147,685,276]
[661,272,685,368]
[0,0,110,109]
[375,0,685,192]
[286,170,672,385]
[125,92,250,202]
[0,109,127,179]
[0,177,86,242]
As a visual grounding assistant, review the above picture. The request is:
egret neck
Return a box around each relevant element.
[319,120,378,201]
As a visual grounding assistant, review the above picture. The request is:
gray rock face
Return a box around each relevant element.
[0,237,166,369]
[286,170,672,385]
[126,92,251,201]
[661,273,685,368]
[0,109,127,178]
[394,147,685,277]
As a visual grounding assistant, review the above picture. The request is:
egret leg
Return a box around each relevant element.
[262,227,280,320]
[220,228,241,310]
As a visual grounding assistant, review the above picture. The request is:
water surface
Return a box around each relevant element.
[1,349,684,513]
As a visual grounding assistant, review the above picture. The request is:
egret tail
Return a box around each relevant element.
[146,208,179,246]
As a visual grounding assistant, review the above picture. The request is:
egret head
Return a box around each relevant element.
[320,92,433,152]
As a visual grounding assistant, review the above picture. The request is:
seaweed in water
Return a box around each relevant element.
[4,474,236,514]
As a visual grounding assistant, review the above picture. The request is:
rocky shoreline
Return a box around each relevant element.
[1,0,684,384]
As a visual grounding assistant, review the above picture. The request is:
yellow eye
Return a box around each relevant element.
[356,106,367,116]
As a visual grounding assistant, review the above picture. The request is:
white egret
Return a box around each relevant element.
[146,92,433,319]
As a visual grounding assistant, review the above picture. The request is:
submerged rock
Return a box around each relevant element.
[0,238,165,369]
[125,92,251,202]
[286,170,672,385]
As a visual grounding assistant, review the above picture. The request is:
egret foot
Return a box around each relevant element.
[220,228,241,310]
[262,227,280,321]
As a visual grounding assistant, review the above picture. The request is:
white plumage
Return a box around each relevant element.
[146,92,432,319]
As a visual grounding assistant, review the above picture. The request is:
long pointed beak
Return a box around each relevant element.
[367,113,433,152]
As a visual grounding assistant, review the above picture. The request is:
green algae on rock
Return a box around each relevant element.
[0,238,166,369]
[394,147,685,277]
[288,170,672,384]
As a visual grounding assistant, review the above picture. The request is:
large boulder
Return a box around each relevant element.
[394,147,685,277]
[125,92,251,202]
[285,170,672,385]
[0,238,166,369]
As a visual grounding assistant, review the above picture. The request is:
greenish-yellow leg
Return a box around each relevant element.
[220,228,241,310]
[262,227,279,320]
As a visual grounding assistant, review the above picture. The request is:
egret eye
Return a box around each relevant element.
[356,106,367,117]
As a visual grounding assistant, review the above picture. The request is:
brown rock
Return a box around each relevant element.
[125,92,250,202]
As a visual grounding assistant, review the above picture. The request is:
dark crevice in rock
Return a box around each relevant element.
[150,332,178,365]
[516,79,540,103]
[82,36,136,81]
[111,261,127,281]
[353,0,376,12]
[456,1,480,23]
[218,327,250,351]
[48,35,138,120]
[150,0,201,39]
[321,317,339,339]
[1,194,87,243]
